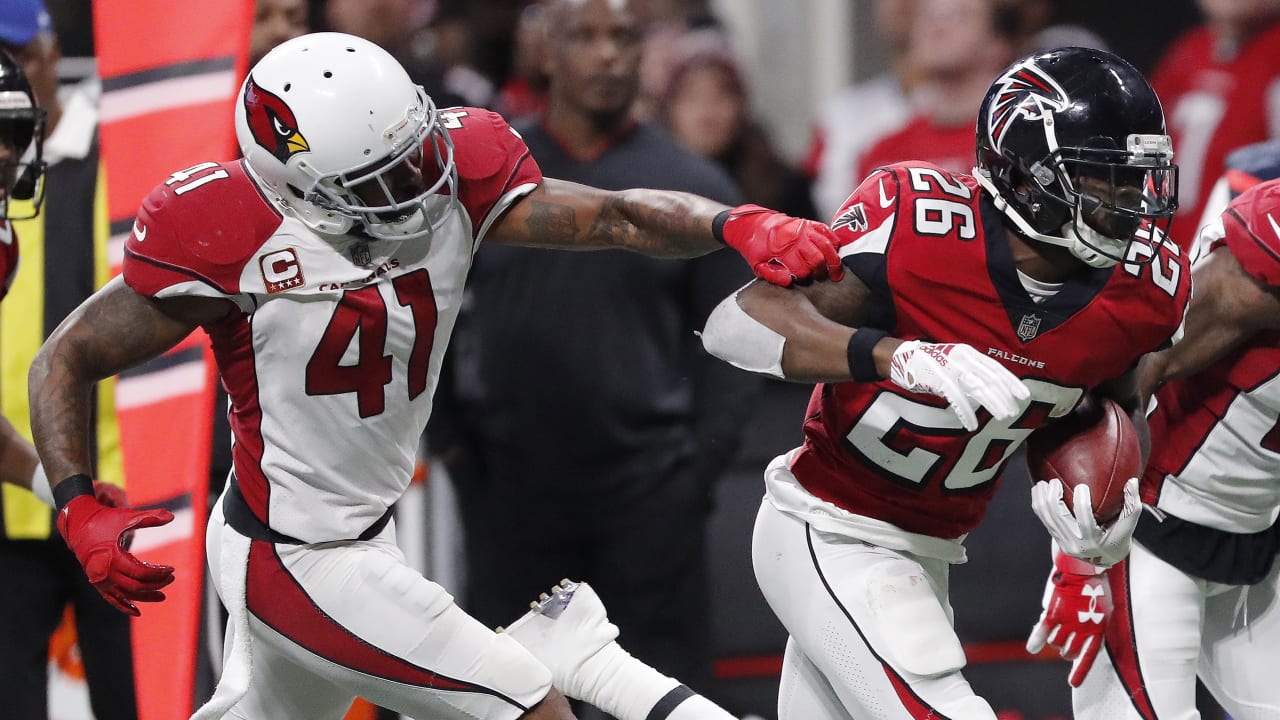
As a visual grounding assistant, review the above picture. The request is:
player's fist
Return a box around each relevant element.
[58,493,176,616]
[888,340,1031,430]
[716,205,845,286]
[1027,553,1112,687]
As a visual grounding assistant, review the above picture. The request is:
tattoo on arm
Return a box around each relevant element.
[588,191,721,257]
[30,282,205,483]
[524,200,581,245]
[495,179,728,256]
[586,196,641,248]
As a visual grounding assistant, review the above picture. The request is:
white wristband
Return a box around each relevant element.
[30,464,54,507]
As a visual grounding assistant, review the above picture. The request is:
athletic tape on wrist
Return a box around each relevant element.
[53,474,95,511]
[847,328,889,382]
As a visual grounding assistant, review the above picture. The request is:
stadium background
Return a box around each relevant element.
[31,1,1213,719]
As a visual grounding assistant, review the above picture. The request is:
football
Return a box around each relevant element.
[1024,395,1139,524]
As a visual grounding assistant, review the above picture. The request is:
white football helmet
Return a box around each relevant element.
[235,32,457,241]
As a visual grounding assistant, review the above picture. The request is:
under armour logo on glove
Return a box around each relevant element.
[716,205,845,286]
[1027,553,1114,687]
[1077,583,1107,625]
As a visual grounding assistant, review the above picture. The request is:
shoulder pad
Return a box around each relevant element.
[124,161,282,296]
[437,107,542,235]
[1220,178,1280,287]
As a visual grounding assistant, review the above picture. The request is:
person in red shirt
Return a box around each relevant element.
[1150,0,1280,248]
[803,0,921,221]
[855,0,1029,182]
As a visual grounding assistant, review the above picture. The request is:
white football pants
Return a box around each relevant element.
[752,499,997,720]
[200,492,552,720]
[1074,539,1280,720]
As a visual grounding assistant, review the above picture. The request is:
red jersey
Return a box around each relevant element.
[1151,21,1280,247]
[1144,179,1280,534]
[792,162,1191,538]
[0,221,17,299]
[855,115,975,191]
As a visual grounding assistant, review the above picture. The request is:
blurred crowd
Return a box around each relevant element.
[33,0,1277,243]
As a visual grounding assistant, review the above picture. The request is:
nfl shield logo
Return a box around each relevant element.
[350,242,372,267]
[1017,313,1041,341]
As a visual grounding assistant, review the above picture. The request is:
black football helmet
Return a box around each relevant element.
[975,47,1177,268]
[0,48,46,220]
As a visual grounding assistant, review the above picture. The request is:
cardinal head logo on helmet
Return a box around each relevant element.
[242,77,310,164]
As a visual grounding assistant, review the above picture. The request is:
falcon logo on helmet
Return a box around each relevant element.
[987,61,1068,152]
[242,77,310,163]
[975,47,1178,269]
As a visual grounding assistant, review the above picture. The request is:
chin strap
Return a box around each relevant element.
[973,168,1121,269]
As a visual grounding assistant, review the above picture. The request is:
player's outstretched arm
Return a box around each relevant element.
[28,277,230,615]
[486,178,843,285]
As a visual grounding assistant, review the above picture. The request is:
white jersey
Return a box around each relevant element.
[123,109,541,542]
[1145,179,1280,534]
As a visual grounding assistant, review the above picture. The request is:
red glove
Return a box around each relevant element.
[717,205,845,286]
[58,493,176,616]
[1026,552,1112,687]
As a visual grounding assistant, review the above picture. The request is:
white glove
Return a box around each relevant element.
[1031,478,1141,567]
[889,340,1031,431]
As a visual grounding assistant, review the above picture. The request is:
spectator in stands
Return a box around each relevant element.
[249,0,309,67]
[855,0,1032,181]
[659,33,817,220]
[0,3,135,719]
[431,0,756,713]
[1150,0,1280,248]
[324,0,467,108]
[803,0,920,220]
[633,0,725,122]
[494,2,550,124]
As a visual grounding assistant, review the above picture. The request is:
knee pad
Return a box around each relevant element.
[865,559,965,678]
